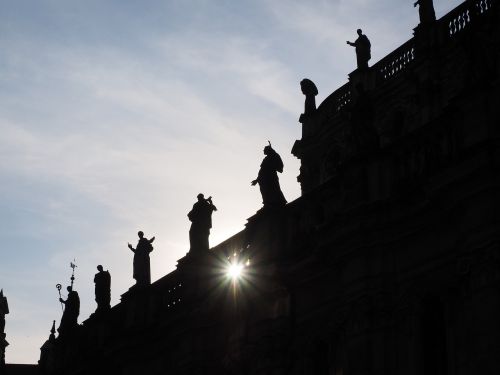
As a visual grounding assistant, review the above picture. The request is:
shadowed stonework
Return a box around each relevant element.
[4,0,500,373]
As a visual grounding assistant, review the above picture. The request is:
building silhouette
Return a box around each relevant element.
[17,0,500,373]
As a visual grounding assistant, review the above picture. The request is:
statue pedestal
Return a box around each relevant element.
[244,207,288,264]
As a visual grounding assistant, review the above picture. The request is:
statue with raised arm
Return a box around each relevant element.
[347,29,371,69]
[94,265,111,312]
[299,79,318,122]
[188,194,217,253]
[251,142,287,209]
[128,231,155,286]
[414,0,436,25]
[57,286,80,336]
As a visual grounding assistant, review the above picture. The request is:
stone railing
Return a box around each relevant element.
[316,82,352,116]
[164,279,183,311]
[374,39,416,82]
[442,0,494,37]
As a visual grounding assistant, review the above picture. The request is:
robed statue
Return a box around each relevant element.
[299,79,318,122]
[0,290,8,335]
[414,0,436,25]
[251,142,287,209]
[188,194,217,253]
[94,265,111,312]
[128,231,155,286]
[347,29,371,69]
[58,286,80,336]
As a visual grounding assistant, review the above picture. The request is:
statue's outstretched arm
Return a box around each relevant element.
[149,237,155,243]
[128,243,135,252]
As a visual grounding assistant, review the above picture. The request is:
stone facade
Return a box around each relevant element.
[39,0,500,374]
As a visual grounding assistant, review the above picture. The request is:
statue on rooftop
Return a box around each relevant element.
[128,231,155,286]
[188,194,217,253]
[0,290,8,370]
[58,286,80,336]
[299,79,318,122]
[94,265,111,312]
[414,0,436,25]
[0,290,8,335]
[251,142,287,210]
[347,29,371,70]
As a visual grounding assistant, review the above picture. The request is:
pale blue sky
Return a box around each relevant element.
[0,0,462,363]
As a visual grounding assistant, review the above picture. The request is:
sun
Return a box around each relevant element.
[227,263,244,280]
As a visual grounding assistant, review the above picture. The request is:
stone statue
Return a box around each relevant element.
[94,265,111,312]
[0,290,8,335]
[128,231,155,286]
[347,29,371,69]
[0,290,8,370]
[188,194,217,253]
[351,83,379,152]
[58,286,80,336]
[299,79,318,122]
[251,142,287,209]
[414,0,436,24]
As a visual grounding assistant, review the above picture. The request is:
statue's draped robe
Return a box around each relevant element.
[257,151,287,208]
[58,291,80,335]
[418,0,436,24]
[133,238,153,285]
[0,295,8,334]
[94,271,111,310]
[188,200,216,252]
[354,34,371,68]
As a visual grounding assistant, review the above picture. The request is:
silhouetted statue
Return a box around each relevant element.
[347,29,371,69]
[351,83,379,152]
[0,290,8,370]
[188,194,217,253]
[414,0,436,24]
[251,142,287,209]
[94,265,111,312]
[299,79,318,122]
[128,231,155,286]
[58,286,80,336]
[0,290,8,335]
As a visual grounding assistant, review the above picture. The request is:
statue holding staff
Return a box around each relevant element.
[57,286,80,336]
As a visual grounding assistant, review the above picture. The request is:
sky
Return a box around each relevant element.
[0,0,462,364]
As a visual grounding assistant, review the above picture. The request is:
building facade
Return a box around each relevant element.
[38,0,500,374]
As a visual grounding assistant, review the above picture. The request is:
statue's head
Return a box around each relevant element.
[138,231,144,238]
[197,193,204,201]
[97,265,103,272]
[300,79,318,96]
[67,286,72,292]
[357,29,363,36]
